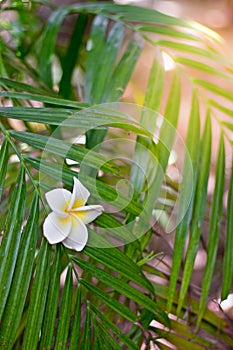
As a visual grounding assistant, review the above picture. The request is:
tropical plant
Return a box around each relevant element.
[0,1,233,349]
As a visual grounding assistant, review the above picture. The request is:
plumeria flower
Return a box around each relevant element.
[43,177,104,251]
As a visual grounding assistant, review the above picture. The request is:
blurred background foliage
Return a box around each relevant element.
[0,0,233,349]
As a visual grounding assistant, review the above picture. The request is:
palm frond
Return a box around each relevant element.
[0,1,233,349]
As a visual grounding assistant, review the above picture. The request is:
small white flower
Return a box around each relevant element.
[220,294,233,319]
[43,177,104,251]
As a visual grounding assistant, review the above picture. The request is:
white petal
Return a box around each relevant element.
[43,212,72,244]
[220,294,233,318]
[62,216,88,251]
[45,188,71,216]
[68,177,90,210]
[72,205,104,224]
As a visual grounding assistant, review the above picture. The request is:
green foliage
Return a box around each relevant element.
[0,1,232,349]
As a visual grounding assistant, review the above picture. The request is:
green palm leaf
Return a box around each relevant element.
[168,90,201,313]
[22,240,51,349]
[0,137,8,201]
[54,264,73,349]
[0,1,233,349]
[197,133,225,327]
[0,193,38,348]
[0,167,26,320]
[39,245,62,350]
[222,157,233,299]
[177,111,211,315]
